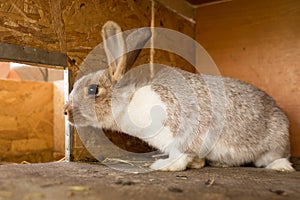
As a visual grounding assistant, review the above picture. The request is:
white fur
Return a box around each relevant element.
[150,148,193,171]
[206,143,239,166]
[119,86,175,152]
[128,86,166,129]
[116,85,191,171]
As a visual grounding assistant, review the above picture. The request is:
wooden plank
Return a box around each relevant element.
[157,0,196,22]
[49,0,67,53]
[186,0,220,5]
[0,42,67,67]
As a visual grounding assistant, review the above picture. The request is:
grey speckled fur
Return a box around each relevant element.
[152,67,291,168]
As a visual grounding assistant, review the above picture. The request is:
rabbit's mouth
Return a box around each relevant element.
[64,105,101,128]
[64,107,75,125]
[64,105,85,126]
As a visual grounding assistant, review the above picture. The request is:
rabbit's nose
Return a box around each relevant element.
[63,104,70,116]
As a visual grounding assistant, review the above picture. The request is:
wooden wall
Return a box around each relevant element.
[196,0,300,156]
[0,0,196,86]
[0,0,195,72]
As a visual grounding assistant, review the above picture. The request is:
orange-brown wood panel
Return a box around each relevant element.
[196,0,300,156]
[0,62,10,78]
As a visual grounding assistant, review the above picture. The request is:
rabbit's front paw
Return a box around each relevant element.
[150,154,194,171]
[150,158,186,171]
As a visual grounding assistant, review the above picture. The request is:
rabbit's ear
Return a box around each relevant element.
[125,27,152,67]
[102,21,127,83]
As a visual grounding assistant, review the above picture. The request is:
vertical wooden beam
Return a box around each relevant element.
[50,0,67,53]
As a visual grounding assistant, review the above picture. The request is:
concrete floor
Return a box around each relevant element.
[0,162,299,200]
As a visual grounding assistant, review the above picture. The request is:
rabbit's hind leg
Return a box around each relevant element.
[255,151,294,171]
[150,149,193,171]
[265,158,295,171]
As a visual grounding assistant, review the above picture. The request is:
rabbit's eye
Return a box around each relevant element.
[87,84,99,95]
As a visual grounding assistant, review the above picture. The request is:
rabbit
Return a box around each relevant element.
[64,21,295,172]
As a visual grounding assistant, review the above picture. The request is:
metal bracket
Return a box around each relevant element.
[64,69,73,161]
